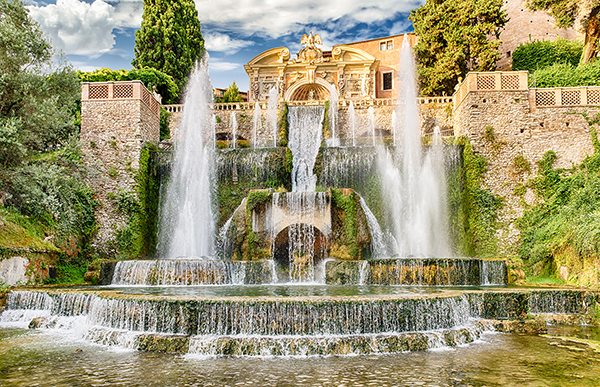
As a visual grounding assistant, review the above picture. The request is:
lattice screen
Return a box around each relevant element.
[113,84,134,99]
[535,91,555,106]
[476,75,495,90]
[588,89,600,105]
[561,90,581,105]
[89,85,109,99]
[501,74,519,90]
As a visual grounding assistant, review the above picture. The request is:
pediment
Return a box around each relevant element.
[331,45,375,62]
[247,47,290,65]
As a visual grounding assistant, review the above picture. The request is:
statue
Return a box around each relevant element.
[297,32,324,64]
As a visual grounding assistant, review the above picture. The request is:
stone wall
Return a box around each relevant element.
[80,82,160,254]
[454,87,598,254]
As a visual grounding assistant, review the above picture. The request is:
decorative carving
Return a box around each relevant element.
[288,72,306,86]
[318,71,335,84]
[278,48,290,63]
[296,31,323,64]
[332,47,342,61]
[252,80,259,100]
[337,73,345,95]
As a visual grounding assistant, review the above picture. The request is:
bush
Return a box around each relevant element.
[512,38,583,72]
[531,61,600,88]
[518,128,600,284]
[79,67,179,104]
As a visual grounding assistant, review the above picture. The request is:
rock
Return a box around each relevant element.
[84,270,100,284]
[559,266,569,281]
[29,317,54,329]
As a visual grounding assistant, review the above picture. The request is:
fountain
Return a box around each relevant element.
[4,43,595,369]
[266,86,278,147]
[229,112,237,149]
[253,101,261,149]
[348,101,356,146]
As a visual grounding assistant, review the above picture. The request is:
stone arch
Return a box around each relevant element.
[272,223,327,272]
[284,78,333,102]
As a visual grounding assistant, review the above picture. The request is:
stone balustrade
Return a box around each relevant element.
[82,81,161,117]
[163,96,452,113]
[453,71,600,110]
[532,86,600,107]
[453,71,529,109]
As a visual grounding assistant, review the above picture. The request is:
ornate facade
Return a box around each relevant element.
[244,32,416,102]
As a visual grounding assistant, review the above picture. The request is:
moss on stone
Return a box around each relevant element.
[330,188,371,260]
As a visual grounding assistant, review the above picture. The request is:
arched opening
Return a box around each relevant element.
[289,83,330,101]
[273,223,327,282]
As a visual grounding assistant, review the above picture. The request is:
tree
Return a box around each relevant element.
[410,0,509,96]
[222,82,244,103]
[132,0,205,97]
[526,0,600,64]
[0,0,79,167]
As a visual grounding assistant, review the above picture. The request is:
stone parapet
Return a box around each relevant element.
[80,81,161,255]
[453,72,600,254]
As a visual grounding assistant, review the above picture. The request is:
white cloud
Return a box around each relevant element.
[204,32,253,53]
[209,59,241,72]
[27,0,143,56]
[390,20,413,35]
[194,0,423,38]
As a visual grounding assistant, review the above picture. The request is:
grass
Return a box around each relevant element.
[526,275,567,285]
[0,208,59,252]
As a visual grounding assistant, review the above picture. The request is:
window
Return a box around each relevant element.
[382,71,393,91]
[379,40,394,51]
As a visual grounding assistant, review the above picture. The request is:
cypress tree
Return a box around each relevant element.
[132,0,205,97]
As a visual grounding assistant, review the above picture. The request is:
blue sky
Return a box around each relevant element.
[25,0,421,91]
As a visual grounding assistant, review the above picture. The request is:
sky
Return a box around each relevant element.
[25,0,422,91]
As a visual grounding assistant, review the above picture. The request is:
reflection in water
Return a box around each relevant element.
[1,327,600,386]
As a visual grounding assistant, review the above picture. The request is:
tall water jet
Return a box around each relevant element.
[157,57,215,258]
[348,102,356,147]
[253,101,261,149]
[377,38,451,257]
[328,84,339,147]
[230,112,237,149]
[391,110,397,146]
[368,106,375,146]
[211,114,217,148]
[266,87,279,147]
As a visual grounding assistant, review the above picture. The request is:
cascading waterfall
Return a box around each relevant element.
[272,192,328,282]
[157,57,215,258]
[230,112,237,149]
[376,38,451,257]
[348,102,356,147]
[267,87,279,147]
[288,106,324,192]
[275,106,326,282]
[253,101,261,149]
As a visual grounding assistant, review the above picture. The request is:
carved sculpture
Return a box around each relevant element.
[296,32,323,64]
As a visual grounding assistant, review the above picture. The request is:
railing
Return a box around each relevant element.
[163,97,452,113]
[81,81,160,117]
[453,71,529,109]
[533,86,600,107]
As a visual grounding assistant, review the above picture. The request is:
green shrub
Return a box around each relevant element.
[518,127,600,282]
[160,107,171,140]
[532,61,600,88]
[512,38,583,72]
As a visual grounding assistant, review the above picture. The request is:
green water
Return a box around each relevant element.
[1,326,599,386]
[101,284,446,297]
